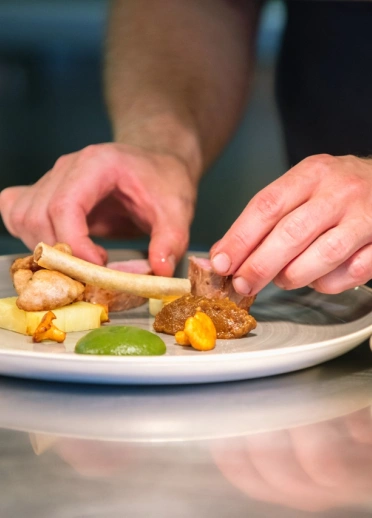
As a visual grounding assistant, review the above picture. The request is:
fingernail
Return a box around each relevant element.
[233,276,251,295]
[161,254,176,270]
[211,253,231,274]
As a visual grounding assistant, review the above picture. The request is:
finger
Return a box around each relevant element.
[209,240,221,257]
[0,186,33,237]
[231,195,344,295]
[212,434,340,512]
[292,418,372,492]
[45,162,118,265]
[8,173,63,249]
[50,201,108,265]
[149,223,189,277]
[309,242,372,294]
[290,422,350,488]
[344,407,372,445]
[211,439,285,506]
[210,162,318,276]
[275,220,372,291]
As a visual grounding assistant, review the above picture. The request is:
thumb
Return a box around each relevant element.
[148,221,190,277]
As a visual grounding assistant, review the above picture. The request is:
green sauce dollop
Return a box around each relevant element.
[75,326,166,356]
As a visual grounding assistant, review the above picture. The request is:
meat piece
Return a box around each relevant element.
[11,243,84,311]
[153,295,256,339]
[188,256,256,311]
[83,259,152,312]
[10,255,40,278]
[13,268,33,295]
[10,243,72,280]
[16,270,85,311]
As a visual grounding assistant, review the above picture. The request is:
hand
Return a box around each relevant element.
[210,154,372,294]
[0,143,197,276]
[211,406,372,512]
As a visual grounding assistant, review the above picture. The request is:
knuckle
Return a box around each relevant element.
[316,233,349,265]
[302,153,337,174]
[53,154,69,170]
[79,143,113,163]
[48,197,68,219]
[9,210,25,234]
[278,269,300,289]
[247,260,271,281]
[341,176,366,198]
[79,144,100,159]
[252,188,283,222]
[281,216,308,246]
[232,228,251,251]
[26,212,44,232]
[348,256,370,283]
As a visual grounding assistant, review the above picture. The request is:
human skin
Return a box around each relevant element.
[2,1,369,294]
[211,406,372,512]
[0,145,197,276]
[210,154,372,294]
[0,0,258,276]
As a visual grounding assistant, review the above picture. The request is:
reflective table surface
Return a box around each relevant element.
[2,339,372,518]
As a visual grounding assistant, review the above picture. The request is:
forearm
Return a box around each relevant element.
[105,0,261,179]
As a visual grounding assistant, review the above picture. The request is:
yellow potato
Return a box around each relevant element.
[0,297,108,335]
[149,296,181,317]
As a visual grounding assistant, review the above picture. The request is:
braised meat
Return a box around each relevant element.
[188,256,256,311]
[153,295,257,339]
[84,259,152,312]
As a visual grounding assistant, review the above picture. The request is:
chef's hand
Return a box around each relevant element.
[211,154,372,294]
[211,406,372,512]
[0,143,197,276]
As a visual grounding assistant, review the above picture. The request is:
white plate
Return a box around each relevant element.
[2,345,372,443]
[0,250,371,385]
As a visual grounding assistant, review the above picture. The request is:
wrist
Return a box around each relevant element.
[113,112,203,183]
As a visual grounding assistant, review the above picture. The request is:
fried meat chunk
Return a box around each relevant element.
[10,243,83,312]
[16,269,85,311]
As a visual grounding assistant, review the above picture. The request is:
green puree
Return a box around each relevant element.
[75,326,166,356]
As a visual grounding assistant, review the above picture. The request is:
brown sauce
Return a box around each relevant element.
[153,295,257,339]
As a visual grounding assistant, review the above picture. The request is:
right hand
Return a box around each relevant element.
[0,143,198,276]
[211,406,372,512]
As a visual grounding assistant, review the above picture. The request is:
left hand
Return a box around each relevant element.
[210,154,372,295]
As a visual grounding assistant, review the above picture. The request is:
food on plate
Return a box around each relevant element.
[149,295,180,316]
[11,243,85,311]
[75,326,166,356]
[4,242,258,353]
[0,297,108,335]
[175,311,217,351]
[34,242,191,299]
[188,256,256,310]
[14,270,85,312]
[153,295,257,339]
[32,311,66,343]
[84,259,152,312]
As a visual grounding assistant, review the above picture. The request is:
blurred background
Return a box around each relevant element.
[0,0,287,252]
